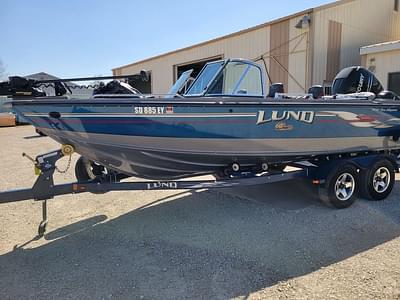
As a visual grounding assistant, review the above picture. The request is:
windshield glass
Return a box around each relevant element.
[167,69,193,96]
[207,61,263,96]
[185,62,223,95]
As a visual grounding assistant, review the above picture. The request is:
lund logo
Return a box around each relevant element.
[256,110,315,125]
[147,182,178,190]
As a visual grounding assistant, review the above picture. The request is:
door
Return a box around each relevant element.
[388,72,400,95]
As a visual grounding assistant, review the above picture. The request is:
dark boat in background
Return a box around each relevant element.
[2,59,400,180]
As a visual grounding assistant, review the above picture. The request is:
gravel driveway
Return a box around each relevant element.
[0,126,399,299]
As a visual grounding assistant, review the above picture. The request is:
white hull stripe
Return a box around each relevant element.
[25,113,336,118]
[24,113,257,118]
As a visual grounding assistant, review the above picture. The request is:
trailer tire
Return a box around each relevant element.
[360,159,395,201]
[318,163,359,209]
[75,156,93,181]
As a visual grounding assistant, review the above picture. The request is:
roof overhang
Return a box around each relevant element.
[360,40,400,55]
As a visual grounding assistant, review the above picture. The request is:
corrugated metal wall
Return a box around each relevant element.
[269,20,289,91]
[364,49,400,89]
[288,18,309,93]
[326,20,342,81]
[114,0,400,94]
[114,27,270,94]
[312,0,400,85]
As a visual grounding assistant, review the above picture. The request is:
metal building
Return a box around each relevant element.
[361,40,400,95]
[112,0,400,95]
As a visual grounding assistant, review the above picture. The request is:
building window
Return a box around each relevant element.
[395,0,399,11]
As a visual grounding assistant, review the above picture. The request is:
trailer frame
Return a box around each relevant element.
[0,149,399,237]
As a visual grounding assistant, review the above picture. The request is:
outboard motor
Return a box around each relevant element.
[268,83,284,98]
[332,66,383,96]
[308,85,324,99]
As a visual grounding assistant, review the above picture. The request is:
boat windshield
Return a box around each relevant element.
[166,69,193,96]
[185,60,264,97]
[207,61,263,96]
[185,62,223,95]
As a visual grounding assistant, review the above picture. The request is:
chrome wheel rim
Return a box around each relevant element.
[372,167,391,193]
[334,173,355,201]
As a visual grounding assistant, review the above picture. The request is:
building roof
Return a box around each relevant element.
[360,40,400,55]
[25,72,93,96]
[25,72,78,87]
[112,0,353,72]
[25,72,59,80]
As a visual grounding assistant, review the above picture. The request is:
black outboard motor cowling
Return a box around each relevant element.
[332,66,383,95]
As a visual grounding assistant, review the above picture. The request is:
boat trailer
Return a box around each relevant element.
[0,149,310,237]
[0,149,398,237]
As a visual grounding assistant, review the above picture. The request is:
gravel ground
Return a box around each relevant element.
[0,125,399,300]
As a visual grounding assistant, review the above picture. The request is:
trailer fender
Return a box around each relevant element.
[312,159,361,182]
[349,154,399,173]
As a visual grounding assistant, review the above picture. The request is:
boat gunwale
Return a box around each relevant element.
[8,97,400,107]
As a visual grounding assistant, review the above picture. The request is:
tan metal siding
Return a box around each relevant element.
[326,20,342,81]
[361,54,367,67]
[114,0,400,93]
[312,0,400,85]
[269,20,289,90]
[364,49,400,89]
[288,17,310,93]
[114,26,270,94]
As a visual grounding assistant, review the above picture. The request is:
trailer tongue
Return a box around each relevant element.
[0,148,308,237]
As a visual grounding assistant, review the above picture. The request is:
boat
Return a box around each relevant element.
[3,59,400,180]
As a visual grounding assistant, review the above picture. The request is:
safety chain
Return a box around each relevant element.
[55,154,72,174]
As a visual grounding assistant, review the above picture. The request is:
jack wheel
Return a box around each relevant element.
[38,220,48,237]
[75,156,108,181]
[318,163,359,209]
[360,158,395,201]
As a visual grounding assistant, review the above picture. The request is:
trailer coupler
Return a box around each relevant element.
[0,150,65,236]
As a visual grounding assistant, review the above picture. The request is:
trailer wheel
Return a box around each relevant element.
[318,163,359,209]
[360,159,395,201]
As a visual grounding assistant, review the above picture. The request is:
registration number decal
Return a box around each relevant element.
[134,106,174,114]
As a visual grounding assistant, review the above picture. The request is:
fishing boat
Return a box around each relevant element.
[5,59,400,180]
[1,59,400,235]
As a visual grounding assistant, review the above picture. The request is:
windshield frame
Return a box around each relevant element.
[183,59,265,98]
[184,61,225,96]
[166,69,193,97]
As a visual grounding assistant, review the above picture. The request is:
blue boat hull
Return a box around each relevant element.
[11,97,400,179]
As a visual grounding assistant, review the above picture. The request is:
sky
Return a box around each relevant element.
[1,0,333,78]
